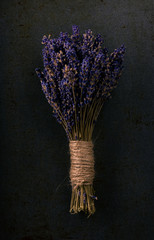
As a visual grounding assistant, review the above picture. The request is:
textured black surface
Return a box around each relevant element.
[0,0,154,239]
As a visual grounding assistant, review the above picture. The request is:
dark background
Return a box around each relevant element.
[0,0,154,239]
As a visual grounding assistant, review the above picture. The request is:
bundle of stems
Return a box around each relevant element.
[36,25,125,217]
[57,94,104,141]
[59,94,103,216]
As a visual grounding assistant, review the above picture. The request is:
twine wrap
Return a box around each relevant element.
[69,141,95,188]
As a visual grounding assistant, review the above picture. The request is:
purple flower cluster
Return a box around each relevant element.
[36,25,125,136]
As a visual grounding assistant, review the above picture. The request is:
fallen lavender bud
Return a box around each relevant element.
[89,195,98,200]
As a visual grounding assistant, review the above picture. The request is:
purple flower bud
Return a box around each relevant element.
[35,25,125,138]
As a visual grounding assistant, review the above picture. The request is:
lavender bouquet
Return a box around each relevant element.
[36,25,125,217]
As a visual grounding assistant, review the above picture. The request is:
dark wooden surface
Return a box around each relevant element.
[0,0,153,239]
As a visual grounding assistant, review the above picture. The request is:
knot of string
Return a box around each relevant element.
[69,141,95,189]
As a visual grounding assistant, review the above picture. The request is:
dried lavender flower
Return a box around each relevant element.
[35,25,125,217]
[36,25,125,140]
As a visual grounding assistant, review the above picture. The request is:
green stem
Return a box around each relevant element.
[82,104,88,140]
[86,100,98,140]
[89,100,104,139]
[72,85,78,139]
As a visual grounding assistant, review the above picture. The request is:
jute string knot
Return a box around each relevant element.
[69,141,95,189]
